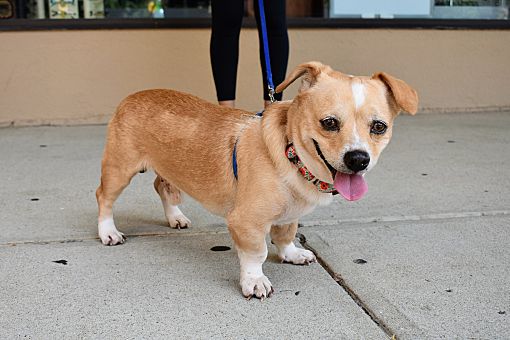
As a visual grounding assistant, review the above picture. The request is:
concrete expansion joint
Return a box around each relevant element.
[301,209,510,229]
[1,228,230,247]
[297,231,398,339]
[5,209,507,247]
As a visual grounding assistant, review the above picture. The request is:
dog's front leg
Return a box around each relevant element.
[228,217,273,299]
[270,221,316,265]
[237,246,273,299]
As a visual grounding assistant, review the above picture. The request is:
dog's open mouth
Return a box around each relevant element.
[312,139,368,201]
[313,139,337,179]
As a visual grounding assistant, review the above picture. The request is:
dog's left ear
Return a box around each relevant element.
[373,72,419,115]
[276,61,332,94]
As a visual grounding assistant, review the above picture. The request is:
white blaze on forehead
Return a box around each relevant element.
[349,121,368,151]
[352,121,361,145]
[351,82,365,110]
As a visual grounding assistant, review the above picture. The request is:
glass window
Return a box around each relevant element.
[7,0,212,19]
[433,0,508,19]
[329,0,508,19]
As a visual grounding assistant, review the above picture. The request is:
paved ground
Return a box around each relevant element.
[0,111,509,339]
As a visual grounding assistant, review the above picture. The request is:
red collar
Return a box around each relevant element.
[286,144,337,194]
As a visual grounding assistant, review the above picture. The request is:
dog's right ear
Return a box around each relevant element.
[276,61,332,93]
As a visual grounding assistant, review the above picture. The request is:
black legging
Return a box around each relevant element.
[210,0,289,102]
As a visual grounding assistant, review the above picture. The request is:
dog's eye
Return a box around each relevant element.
[320,117,340,132]
[370,120,387,134]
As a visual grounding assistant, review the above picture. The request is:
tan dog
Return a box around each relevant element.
[96,61,418,299]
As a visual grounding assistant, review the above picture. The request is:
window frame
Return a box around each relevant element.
[1,17,510,31]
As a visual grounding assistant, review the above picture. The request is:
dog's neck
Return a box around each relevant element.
[261,102,335,204]
[285,144,337,194]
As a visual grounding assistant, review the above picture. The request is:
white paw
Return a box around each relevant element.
[98,218,126,246]
[240,274,274,299]
[167,213,191,229]
[278,243,316,265]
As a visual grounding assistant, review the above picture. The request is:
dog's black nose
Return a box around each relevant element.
[344,150,370,172]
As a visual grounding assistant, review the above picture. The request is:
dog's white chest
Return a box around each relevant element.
[273,201,316,225]
[273,189,334,225]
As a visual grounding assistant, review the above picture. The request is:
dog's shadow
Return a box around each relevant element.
[81,206,296,297]
[144,230,288,297]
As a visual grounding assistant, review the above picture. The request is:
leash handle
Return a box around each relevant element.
[258,0,276,103]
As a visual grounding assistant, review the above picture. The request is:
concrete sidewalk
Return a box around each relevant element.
[1,112,509,338]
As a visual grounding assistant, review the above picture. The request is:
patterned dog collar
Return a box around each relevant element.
[286,144,337,194]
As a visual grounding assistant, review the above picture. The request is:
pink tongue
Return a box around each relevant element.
[334,173,368,201]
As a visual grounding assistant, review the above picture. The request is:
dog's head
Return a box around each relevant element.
[276,61,418,201]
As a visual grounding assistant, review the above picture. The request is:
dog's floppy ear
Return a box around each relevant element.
[373,72,419,115]
[276,61,332,93]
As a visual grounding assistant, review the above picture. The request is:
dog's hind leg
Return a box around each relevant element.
[270,221,316,265]
[154,174,191,229]
[96,149,141,246]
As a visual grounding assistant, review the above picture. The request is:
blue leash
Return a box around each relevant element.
[258,0,276,103]
[233,0,275,180]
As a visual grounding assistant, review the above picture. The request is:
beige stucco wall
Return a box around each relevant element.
[0,28,509,126]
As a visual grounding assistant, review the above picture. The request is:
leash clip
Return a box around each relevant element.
[268,86,276,103]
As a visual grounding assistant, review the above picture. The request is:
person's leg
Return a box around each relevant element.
[254,0,289,105]
[210,0,245,108]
